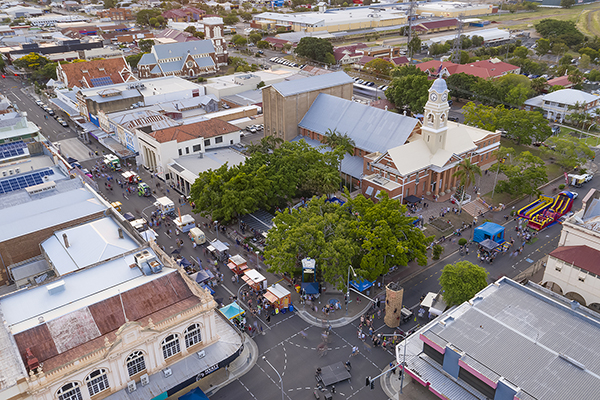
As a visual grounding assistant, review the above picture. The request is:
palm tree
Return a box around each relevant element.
[452,159,482,206]
[322,128,356,192]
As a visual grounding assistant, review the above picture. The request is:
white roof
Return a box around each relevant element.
[41,217,139,275]
[155,196,174,206]
[174,214,195,225]
[267,283,290,299]
[0,250,169,334]
[542,89,598,106]
[229,254,246,265]
[0,186,106,242]
[244,269,266,283]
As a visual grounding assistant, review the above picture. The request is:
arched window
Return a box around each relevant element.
[184,323,202,348]
[427,113,434,126]
[126,351,146,377]
[86,369,110,396]
[440,113,446,126]
[162,334,181,359]
[57,382,83,400]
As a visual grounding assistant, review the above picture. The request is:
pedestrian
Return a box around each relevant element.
[331,385,335,394]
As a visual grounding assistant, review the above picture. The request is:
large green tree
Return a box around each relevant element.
[439,261,489,307]
[453,159,482,204]
[535,38,551,59]
[386,74,432,113]
[542,135,595,170]
[138,39,155,53]
[535,19,584,47]
[492,149,548,197]
[136,9,161,26]
[190,140,341,222]
[294,37,334,63]
[364,58,394,77]
[264,192,432,288]
[446,72,480,101]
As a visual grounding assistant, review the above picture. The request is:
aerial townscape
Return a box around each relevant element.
[1,0,600,399]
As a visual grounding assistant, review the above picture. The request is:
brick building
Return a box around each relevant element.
[361,77,500,202]
[97,7,135,21]
[261,71,354,141]
[137,41,218,79]
[162,7,206,22]
[56,57,136,89]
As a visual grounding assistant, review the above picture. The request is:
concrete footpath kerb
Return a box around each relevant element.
[205,334,259,396]
[296,300,374,328]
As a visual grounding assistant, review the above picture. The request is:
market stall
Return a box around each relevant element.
[265,283,291,311]
[350,278,374,293]
[208,239,230,262]
[420,292,447,318]
[242,269,267,291]
[219,301,245,321]
[301,257,319,295]
[227,254,248,275]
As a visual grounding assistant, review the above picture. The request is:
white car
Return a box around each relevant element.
[570,191,579,199]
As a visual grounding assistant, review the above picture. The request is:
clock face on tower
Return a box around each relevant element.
[430,93,438,102]
[442,93,447,101]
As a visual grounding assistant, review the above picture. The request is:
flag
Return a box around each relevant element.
[436,63,443,76]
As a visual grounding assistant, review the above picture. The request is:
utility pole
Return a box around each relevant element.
[451,15,464,63]
[406,0,416,58]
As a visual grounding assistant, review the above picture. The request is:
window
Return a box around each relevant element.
[204,139,210,146]
[215,136,223,144]
[178,149,182,156]
[126,351,146,377]
[57,382,83,400]
[186,147,190,154]
[193,144,201,152]
[162,334,181,359]
[86,369,109,396]
[184,323,202,348]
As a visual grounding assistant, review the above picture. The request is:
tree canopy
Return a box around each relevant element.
[492,148,548,197]
[13,53,56,81]
[439,261,489,307]
[535,19,584,47]
[189,139,341,223]
[462,103,551,145]
[264,192,432,289]
[364,58,394,78]
[295,37,334,63]
[386,74,432,114]
[136,9,162,26]
[542,135,595,170]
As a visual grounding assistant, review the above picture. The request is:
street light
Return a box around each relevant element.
[346,265,357,316]
[262,356,284,400]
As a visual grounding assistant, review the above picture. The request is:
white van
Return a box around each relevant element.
[189,227,206,245]
[130,218,147,232]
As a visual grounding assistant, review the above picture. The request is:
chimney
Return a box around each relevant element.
[63,233,69,248]
[385,105,388,111]
[118,228,124,238]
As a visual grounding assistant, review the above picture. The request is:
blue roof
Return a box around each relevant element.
[219,301,245,320]
[430,77,448,93]
[270,71,353,97]
[194,56,215,68]
[159,60,184,73]
[138,52,156,66]
[153,40,215,61]
[290,135,364,179]
[298,93,419,154]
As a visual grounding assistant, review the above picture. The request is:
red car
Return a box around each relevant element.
[1,75,4,78]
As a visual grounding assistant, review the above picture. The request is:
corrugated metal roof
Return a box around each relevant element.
[159,60,184,73]
[298,93,418,154]
[290,135,364,178]
[153,40,215,61]
[419,279,600,400]
[270,71,353,97]
[194,56,215,68]
[138,52,156,66]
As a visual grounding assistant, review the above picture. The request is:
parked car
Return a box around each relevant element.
[448,116,460,122]
[35,100,43,107]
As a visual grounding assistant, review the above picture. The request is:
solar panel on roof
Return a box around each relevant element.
[90,76,114,87]
[0,168,55,194]
[0,141,27,160]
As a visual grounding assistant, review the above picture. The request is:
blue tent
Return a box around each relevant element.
[201,283,215,295]
[179,388,209,400]
[219,302,245,320]
[195,269,214,283]
[473,222,505,244]
[350,278,373,292]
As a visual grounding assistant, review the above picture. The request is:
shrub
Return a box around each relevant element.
[558,184,565,190]
[433,244,444,260]
[458,238,467,246]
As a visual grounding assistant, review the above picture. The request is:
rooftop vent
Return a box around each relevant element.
[63,233,69,248]
[46,280,66,295]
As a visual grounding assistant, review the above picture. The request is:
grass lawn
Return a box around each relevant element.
[479,3,600,30]
[555,128,600,147]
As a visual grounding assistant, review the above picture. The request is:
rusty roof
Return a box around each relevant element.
[59,57,132,89]
[549,245,600,276]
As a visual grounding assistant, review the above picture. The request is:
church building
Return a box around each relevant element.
[361,77,501,202]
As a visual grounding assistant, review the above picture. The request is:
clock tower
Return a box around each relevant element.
[422,77,450,153]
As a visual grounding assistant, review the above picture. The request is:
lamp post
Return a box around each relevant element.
[237,282,248,302]
[346,265,357,316]
[262,356,284,400]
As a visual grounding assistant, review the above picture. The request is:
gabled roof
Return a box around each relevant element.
[549,245,600,276]
[298,93,419,154]
[542,89,598,105]
[149,118,239,143]
[547,75,573,87]
[417,58,519,79]
[414,18,458,31]
[138,52,157,66]
[59,57,132,89]
[153,40,215,61]
[269,71,353,97]
[157,28,200,43]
